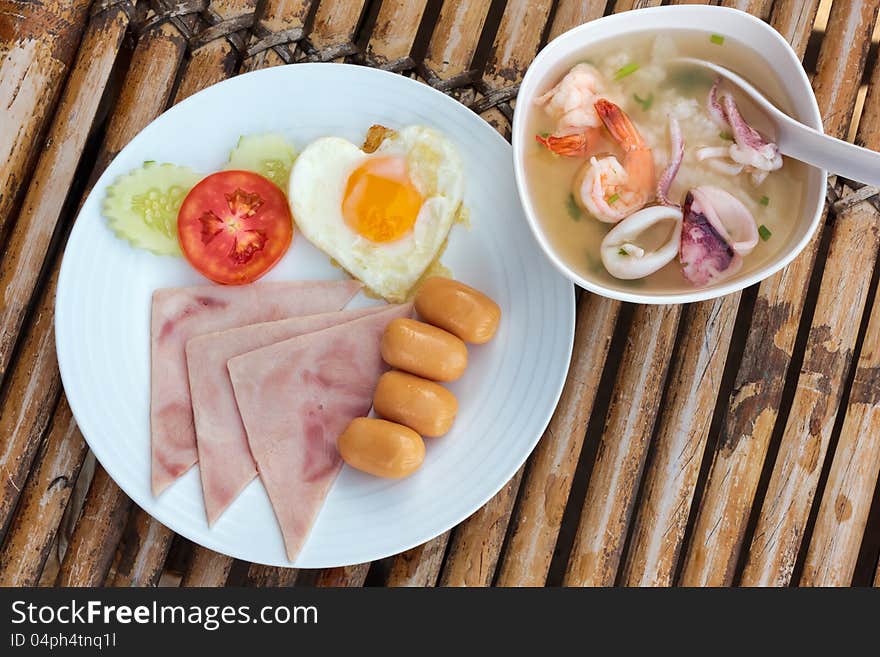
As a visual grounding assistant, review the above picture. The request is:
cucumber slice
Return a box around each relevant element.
[102,161,202,256]
[225,133,297,189]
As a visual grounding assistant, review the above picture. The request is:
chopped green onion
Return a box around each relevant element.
[759,195,770,206]
[618,247,629,256]
[607,193,621,204]
[758,224,772,241]
[566,193,582,221]
[538,131,550,139]
[710,34,725,45]
[633,92,654,111]
[719,130,734,141]
[614,62,640,80]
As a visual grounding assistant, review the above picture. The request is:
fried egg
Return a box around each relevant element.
[289,125,464,302]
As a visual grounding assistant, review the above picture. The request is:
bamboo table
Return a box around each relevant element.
[1,0,879,588]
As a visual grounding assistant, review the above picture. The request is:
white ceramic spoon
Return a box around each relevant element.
[674,57,880,187]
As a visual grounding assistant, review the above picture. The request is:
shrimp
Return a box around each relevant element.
[534,63,604,156]
[535,131,596,157]
[573,99,655,223]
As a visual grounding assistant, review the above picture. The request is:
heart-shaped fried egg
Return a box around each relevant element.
[289,125,464,302]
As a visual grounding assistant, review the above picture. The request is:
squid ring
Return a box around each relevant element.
[600,205,684,280]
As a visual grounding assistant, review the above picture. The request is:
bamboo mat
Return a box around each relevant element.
[1,0,879,588]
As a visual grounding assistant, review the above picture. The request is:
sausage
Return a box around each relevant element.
[414,277,501,344]
[337,417,425,478]
[380,318,467,382]
[374,370,458,437]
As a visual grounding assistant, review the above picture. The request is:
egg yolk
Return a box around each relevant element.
[343,156,422,243]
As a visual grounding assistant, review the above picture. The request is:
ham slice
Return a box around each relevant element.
[186,306,386,525]
[150,280,361,496]
[228,303,412,561]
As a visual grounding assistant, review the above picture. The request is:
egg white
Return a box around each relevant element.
[288,126,464,302]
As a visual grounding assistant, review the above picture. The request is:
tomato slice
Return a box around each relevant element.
[177,170,293,285]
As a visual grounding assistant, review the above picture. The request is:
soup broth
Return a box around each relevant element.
[523,29,806,294]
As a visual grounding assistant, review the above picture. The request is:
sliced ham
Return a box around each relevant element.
[186,306,386,525]
[228,303,412,562]
[150,280,361,496]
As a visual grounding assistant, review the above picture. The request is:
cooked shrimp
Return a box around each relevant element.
[535,131,597,157]
[534,63,604,156]
[573,99,655,222]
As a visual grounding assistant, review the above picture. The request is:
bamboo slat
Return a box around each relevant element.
[799,69,880,586]
[495,0,664,590]
[363,0,427,70]
[474,0,553,111]
[420,0,492,89]
[315,563,370,587]
[547,0,609,41]
[105,0,260,587]
[4,0,874,591]
[875,558,880,586]
[305,1,443,589]
[174,0,256,101]
[0,397,86,586]
[438,467,524,587]
[246,563,298,586]
[609,0,663,15]
[180,546,233,587]
[434,0,559,587]
[563,304,681,586]
[180,0,334,590]
[801,46,880,586]
[302,0,366,61]
[0,0,134,544]
[501,0,678,590]
[495,294,620,586]
[680,0,876,587]
[770,0,822,57]
[240,0,312,70]
[743,56,880,587]
[721,0,774,19]
[56,465,132,586]
[0,0,91,236]
[184,0,372,590]
[622,295,738,586]
[741,197,879,585]
[385,532,449,587]
[0,270,63,539]
[801,279,880,586]
[49,1,206,587]
[0,0,133,413]
[187,1,420,590]
[739,6,880,589]
[94,12,202,173]
[620,0,808,588]
[110,508,176,586]
[382,0,500,585]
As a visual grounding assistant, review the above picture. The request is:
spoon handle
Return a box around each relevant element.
[775,114,880,188]
[671,58,880,187]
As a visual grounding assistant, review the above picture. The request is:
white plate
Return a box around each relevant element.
[56,63,575,568]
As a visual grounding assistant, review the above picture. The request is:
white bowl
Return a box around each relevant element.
[512,5,825,304]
